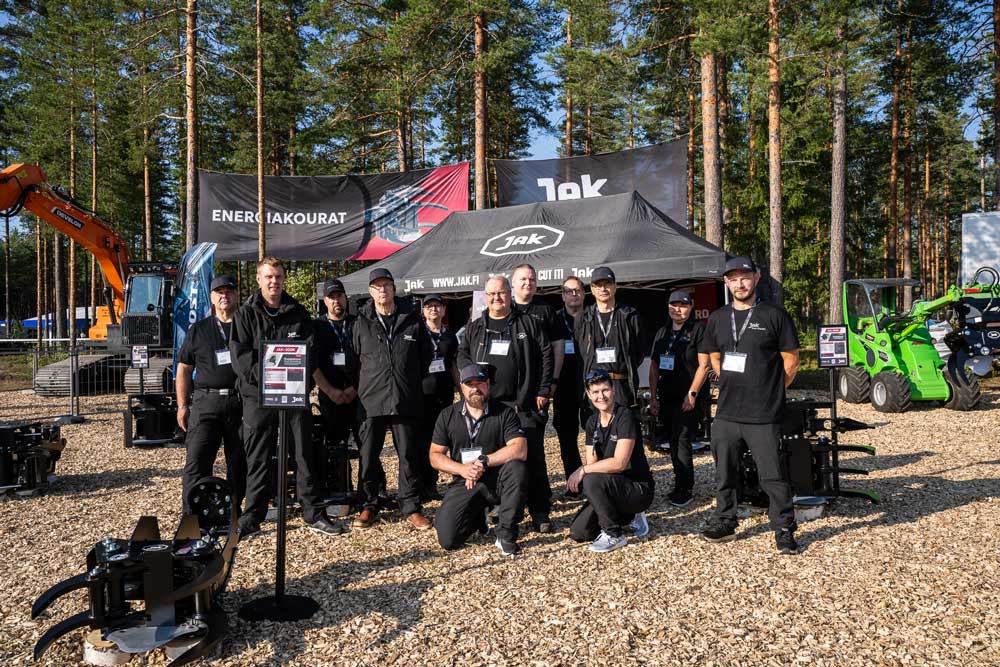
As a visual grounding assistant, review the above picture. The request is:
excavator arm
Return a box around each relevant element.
[1,163,130,338]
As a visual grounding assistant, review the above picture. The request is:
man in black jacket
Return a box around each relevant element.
[575,266,646,410]
[457,275,554,532]
[351,268,433,531]
[230,257,342,538]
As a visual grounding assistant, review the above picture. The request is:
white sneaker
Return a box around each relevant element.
[589,531,627,553]
[628,512,650,538]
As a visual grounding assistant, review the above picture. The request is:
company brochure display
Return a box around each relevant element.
[130,345,149,369]
[239,340,319,623]
[817,325,849,368]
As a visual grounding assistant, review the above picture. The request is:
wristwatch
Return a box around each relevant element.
[477,454,490,467]
[689,391,697,398]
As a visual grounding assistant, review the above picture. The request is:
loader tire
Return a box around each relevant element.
[870,371,911,413]
[837,367,870,404]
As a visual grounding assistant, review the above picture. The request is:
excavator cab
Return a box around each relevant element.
[121,263,177,347]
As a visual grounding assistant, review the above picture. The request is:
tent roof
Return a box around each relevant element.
[339,191,727,296]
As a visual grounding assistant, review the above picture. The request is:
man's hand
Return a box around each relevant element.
[344,387,358,402]
[536,395,549,411]
[682,394,696,412]
[649,396,659,416]
[567,465,586,494]
[177,404,190,432]
[462,460,485,489]
[325,386,346,404]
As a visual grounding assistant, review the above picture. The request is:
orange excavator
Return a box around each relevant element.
[1,163,177,394]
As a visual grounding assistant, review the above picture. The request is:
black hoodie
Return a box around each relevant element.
[230,290,314,401]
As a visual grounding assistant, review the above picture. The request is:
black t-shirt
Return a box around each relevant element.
[422,327,458,401]
[432,399,524,474]
[649,319,705,400]
[482,314,519,401]
[592,309,628,374]
[700,301,800,424]
[178,316,238,390]
[514,299,564,343]
[556,307,580,386]
[313,316,357,390]
[585,405,652,484]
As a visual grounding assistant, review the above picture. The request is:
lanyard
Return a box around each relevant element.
[462,404,489,445]
[428,329,446,357]
[596,307,615,345]
[730,305,756,352]
[376,311,395,341]
[214,317,232,346]
[328,319,346,347]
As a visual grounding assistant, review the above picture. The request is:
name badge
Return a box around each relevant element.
[333,352,346,366]
[722,352,748,373]
[596,347,617,364]
[659,354,675,371]
[460,447,483,464]
[564,339,575,354]
[429,358,446,373]
[489,340,511,356]
[215,349,231,366]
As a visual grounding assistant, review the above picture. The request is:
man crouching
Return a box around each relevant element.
[430,364,528,556]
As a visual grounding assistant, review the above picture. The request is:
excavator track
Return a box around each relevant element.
[124,356,175,395]
[33,354,127,397]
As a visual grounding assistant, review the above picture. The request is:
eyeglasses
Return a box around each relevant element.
[423,303,443,309]
[369,283,394,292]
[562,288,582,295]
[485,291,509,299]
[584,369,612,386]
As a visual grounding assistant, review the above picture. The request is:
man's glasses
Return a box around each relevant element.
[423,303,443,310]
[562,288,582,295]
[485,291,509,299]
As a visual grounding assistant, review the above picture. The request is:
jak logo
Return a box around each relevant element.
[537,175,607,201]
[480,224,565,257]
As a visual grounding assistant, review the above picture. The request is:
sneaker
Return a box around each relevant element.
[775,528,800,555]
[237,520,261,540]
[627,512,650,538]
[494,537,521,556]
[668,489,693,507]
[589,531,627,553]
[533,515,554,534]
[701,520,737,543]
[307,515,346,536]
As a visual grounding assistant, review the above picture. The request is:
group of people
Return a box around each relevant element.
[177,254,802,558]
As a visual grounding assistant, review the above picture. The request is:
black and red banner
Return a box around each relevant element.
[197,163,469,260]
[493,140,687,226]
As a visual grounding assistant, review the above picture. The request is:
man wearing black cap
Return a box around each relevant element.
[430,364,528,556]
[648,289,711,507]
[176,275,247,515]
[698,256,802,554]
[418,293,459,501]
[457,275,554,532]
[230,257,343,537]
[575,266,646,410]
[351,268,433,530]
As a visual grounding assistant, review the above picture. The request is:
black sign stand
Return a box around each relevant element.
[817,324,850,497]
[239,340,318,623]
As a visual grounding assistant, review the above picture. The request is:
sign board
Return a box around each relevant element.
[260,340,309,408]
[960,212,1000,285]
[816,325,849,368]
[131,345,149,369]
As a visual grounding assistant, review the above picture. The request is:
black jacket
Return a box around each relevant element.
[313,314,359,390]
[575,302,645,405]
[457,307,553,414]
[352,297,431,418]
[230,290,314,401]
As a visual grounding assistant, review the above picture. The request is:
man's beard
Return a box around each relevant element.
[466,393,485,409]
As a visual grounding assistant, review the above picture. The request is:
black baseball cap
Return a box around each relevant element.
[323,279,345,296]
[591,266,616,283]
[460,363,490,384]
[422,293,444,306]
[210,275,237,291]
[668,289,693,305]
[723,256,757,275]
[369,268,394,284]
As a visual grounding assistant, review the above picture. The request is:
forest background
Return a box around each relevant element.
[1,0,998,339]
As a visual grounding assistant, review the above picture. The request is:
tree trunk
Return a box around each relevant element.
[565,6,572,157]
[701,52,723,247]
[142,75,153,262]
[474,12,488,210]
[994,0,1000,205]
[887,3,901,278]
[53,228,64,339]
[687,49,696,230]
[943,168,951,287]
[980,154,987,211]
[922,141,931,295]
[829,27,847,324]
[256,0,266,260]
[767,0,783,300]
[185,0,198,249]
[902,26,913,308]
[585,102,592,155]
[68,95,77,344]
[36,223,42,345]
[396,83,409,172]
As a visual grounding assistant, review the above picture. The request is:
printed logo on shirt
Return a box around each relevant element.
[747,322,767,332]
[403,334,416,341]
[518,332,527,339]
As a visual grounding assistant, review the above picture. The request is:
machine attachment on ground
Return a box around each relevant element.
[0,421,65,497]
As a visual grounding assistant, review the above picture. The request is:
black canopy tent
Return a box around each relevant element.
[337,191,728,297]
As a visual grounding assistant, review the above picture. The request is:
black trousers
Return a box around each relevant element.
[358,415,422,516]
[570,472,654,540]
[520,415,551,519]
[435,460,528,548]
[656,393,696,493]
[317,394,387,498]
[552,386,583,478]
[710,417,795,531]
[182,390,247,514]
[241,399,324,524]
[418,395,452,492]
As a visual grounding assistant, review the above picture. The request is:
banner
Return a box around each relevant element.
[493,140,686,226]
[173,242,217,377]
[198,163,470,260]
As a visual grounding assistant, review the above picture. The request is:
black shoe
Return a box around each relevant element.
[560,490,582,503]
[775,528,800,555]
[307,515,346,536]
[237,519,262,540]
[495,537,521,556]
[701,520,737,543]
[668,489,693,507]
[533,515,554,534]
